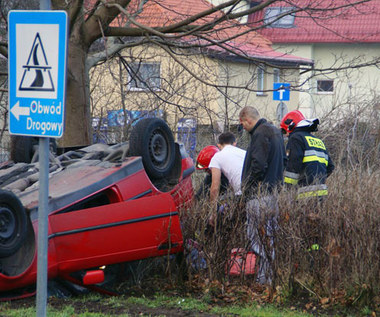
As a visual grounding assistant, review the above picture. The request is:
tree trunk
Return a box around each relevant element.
[58,36,92,148]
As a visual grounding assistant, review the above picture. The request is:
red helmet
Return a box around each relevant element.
[280,110,305,134]
[196,145,219,170]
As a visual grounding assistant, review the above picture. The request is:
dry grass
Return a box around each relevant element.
[275,169,380,301]
[181,109,380,309]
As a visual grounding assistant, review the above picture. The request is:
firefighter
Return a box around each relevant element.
[280,110,335,258]
[280,110,335,199]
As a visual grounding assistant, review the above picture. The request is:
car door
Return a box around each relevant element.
[48,193,183,274]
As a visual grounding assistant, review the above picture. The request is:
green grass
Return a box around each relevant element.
[122,294,315,316]
[0,305,77,317]
[0,293,319,317]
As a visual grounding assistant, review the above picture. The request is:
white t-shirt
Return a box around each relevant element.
[209,145,246,195]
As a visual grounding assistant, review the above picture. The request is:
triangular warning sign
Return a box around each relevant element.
[19,33,55,92]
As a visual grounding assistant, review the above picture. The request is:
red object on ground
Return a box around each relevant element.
[228,248,256,276]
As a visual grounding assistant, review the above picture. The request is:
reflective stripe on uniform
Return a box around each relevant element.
[285,177,298,185]
[303,156,328,165]
[304,150,329,160]
[284,171,300,185]
[303,150,329,166]
[297,189,328,199]
[297,184,328,199]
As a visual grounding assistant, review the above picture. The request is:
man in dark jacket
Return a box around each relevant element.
[240,108,286,195]
[239,106,286,284]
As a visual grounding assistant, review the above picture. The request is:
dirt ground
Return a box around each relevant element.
[1,279,339,317]
[3,281,373,317]
[2,262,376,317]
[2,273,264,316]
[3,275,231,316]
[6,296,222,316]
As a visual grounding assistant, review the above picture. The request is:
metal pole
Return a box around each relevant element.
[36,3,51,317]
[40,0,51,10]
[280,101,285,119]
[36,138,50,317]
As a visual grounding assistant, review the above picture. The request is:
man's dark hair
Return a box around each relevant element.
[218,132,236,145]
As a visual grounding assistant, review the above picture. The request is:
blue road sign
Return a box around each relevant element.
[273,82,290,101]
[8,10,68,138]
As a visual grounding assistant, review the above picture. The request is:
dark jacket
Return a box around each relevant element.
[241,118,286,197]
[284,127,334,193]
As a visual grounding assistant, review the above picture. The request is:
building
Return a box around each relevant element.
[249,0,380,119]
[90,0,312,146]
[207,0,251,23]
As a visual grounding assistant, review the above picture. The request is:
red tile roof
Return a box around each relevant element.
[133,0,222,27]
[131,0,271,45]
[84,0,310,64]
[127,0,311,64]
[250,0,380,43]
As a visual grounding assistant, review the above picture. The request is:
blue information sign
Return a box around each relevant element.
[8,10,68,138]
[273,82,290,101]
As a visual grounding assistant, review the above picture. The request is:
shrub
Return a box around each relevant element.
[182,102,380,309]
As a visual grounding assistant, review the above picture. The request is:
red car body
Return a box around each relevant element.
[0,142,194,295]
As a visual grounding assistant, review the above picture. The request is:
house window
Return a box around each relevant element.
[257,65,266,95]
[273,68,281,83]
[127,62,161,90]
[264,7,295,28]
[317,80,334,93]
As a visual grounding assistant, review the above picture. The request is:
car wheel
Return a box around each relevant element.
[129,118,175,179]
[10,136,57,163]
[0,190,28,258]
[10,136,35,163]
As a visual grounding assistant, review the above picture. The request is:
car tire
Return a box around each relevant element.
[0,190,28,258]
[10,136,35,163]
[129,118,175,179]
[10,136,57,163]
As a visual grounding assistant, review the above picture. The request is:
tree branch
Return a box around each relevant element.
[146,0,241,33]
[52,0,84,35]
[104,0,276,39]
[84,0,132,45]
[151,38,259,92]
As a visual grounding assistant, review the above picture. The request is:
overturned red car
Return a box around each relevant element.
[0,118,194,296]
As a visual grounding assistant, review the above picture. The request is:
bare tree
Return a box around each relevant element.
[0,0,377,148]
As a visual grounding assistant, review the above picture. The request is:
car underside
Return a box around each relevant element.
[0,118,194,298]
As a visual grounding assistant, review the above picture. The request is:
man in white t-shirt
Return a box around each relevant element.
[209,132,246,201]
[209,132,246,206]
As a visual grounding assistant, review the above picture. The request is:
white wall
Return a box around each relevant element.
[273,43,380,120]
[207,0,250,23]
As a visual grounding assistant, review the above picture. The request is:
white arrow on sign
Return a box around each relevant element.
[278,86,286,100]
[11,101,30,121]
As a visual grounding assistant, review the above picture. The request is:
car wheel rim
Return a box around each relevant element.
[149,131,168,167]
[0,206,16,240]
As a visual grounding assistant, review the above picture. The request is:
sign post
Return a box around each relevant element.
[273,82,290,122]
[8,10,68,317]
